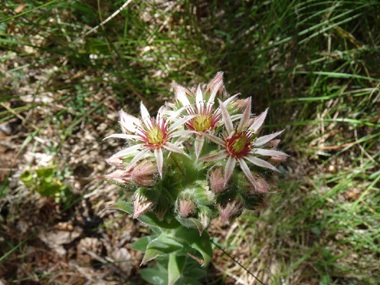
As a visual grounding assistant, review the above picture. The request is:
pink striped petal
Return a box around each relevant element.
[154,148,163,178]
[168,115,196,133]
[196,84,203,109]
[194,135,204,160]
[238,97,252,130]
[163,142,189,158]
[208,79,223,105]
[203,133,225,146]
[250,108,268,133]
[140,102,152,128]
[224,156,236,186]
[245,155,279,172]
[201,151,227,162]
[110,144,143,159]
[238,158,257,190]
[253,148,288,157]
[119,110,139,133]
[103,133,140,140]
[173,82,191,107]
[125,148,150,171]
[254,130,284,146]
[218,99,233,134]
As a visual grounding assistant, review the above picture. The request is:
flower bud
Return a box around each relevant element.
[104,169,130,185]
[198,206,212,233]
[106,157,124,167]
[176,195,196,218]
[131,161,157,187]
[132,188,159,219]
[268,154,287,166]
[217,193,244,223]
[209,168,228,194]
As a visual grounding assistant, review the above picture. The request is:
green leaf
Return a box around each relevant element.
[168,253,186,285]
[130,236,155,252]
[174,227,213,267]
[20,170,34,188]
[140,268,168,285]
[176,217,203,234]
[110,201,180,229]
[142,233,183,264]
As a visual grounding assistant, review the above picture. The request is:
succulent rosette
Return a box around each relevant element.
[103,72,287,284]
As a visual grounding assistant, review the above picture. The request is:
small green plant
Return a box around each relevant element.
[103,73,287,284]
[20,166,72,204]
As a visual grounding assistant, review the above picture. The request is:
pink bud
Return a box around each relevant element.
[176,197,196,218]
[268,154,287,166]
[131,161,157,187]
[218,195,244,223]
[132,189,156,219]
[265,139,281,149]
[209,168,228,193]
[254,174,270,193]
[104,169,130,185]
[106,157,123,167]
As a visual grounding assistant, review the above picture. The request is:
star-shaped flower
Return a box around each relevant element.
[200,98,287,190]
[105,102,193,178]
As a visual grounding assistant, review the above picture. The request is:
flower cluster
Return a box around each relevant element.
[104,72,287,233]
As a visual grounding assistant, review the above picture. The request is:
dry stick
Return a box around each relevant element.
[211,240,266,285]
[83,0,134,37]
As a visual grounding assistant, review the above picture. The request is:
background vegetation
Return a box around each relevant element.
[1,0,379,284]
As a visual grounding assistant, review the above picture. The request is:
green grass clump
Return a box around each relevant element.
[1,0,379,283]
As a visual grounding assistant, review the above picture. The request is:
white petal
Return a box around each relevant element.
[125,148,150,171]
[163,142,189,158]
[238,97,252,130]
[201,151,227,162]
[196,84,203,109]
[208,76,223,105]
[245,155,279,172]
[250,108,268,133]
[110,144,143,159]
[221,93,239,107]
[103,133,140,140]
[203,133,225,146]
[154,148,163,178]
[218,99,233,134]
[238,158,257,189]
[119,110,139,133]
[255,130,284,146]
[224,156,236,186]
[253,148,288,157]
[170,130,197,138]
[168,115,197,132]
[140,102,152,127]
[173,82,191,107]
[194,135,204,160]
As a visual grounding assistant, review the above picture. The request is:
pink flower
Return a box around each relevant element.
[105,102,194,178]
[201,98,288,191]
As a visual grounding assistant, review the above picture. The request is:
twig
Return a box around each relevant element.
[211,240,266,285]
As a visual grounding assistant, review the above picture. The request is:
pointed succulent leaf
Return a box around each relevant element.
[142,233,183,265]
[168,253,186,285]
[174,227,213,267]
[130,235,156,252]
